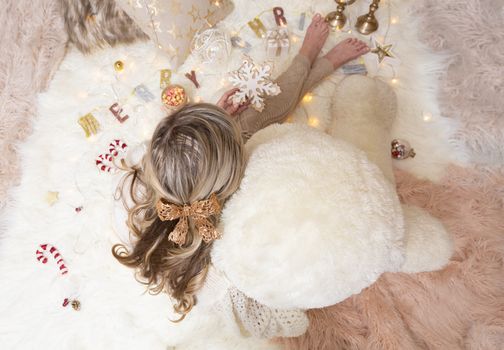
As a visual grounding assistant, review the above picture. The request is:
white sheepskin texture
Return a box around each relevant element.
[0,42,277,350]
[212,124,406,309]
[0,0,468,347]
[400,205,453,274]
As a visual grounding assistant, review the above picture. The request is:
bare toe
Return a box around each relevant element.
[312,13,322,24]
[300,13,330,64]
[324,38,370,69]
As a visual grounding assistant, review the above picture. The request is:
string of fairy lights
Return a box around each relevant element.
[38,0,429,315]
[77,0,408,135]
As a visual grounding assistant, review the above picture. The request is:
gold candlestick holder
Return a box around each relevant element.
[325,0,356,31]
[355,0,381,35]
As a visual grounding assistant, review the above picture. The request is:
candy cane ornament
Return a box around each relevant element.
[96,153,115,173]
[108,139,128,157]
[96,139,128,173]
[36,244,81,310]
[36,244,68,275]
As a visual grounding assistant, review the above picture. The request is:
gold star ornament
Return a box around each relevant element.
[45,191,59,206]
[371,38,394,63]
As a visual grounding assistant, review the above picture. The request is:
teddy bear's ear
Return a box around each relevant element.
[211,124,406,310]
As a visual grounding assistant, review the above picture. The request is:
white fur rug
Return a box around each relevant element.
[0,0,467,348]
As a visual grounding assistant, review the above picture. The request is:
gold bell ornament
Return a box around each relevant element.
[325,0,356,30]
[355,0,381,35]
[71,300,81,311]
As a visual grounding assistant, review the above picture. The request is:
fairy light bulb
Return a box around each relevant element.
[87,134,97,143]
[391,78,398,84]
[391,17,399,24]
[308,116,319,127]
[302,93,313,104]
[423,112,433,122]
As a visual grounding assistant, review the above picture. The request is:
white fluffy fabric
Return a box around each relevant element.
[213,124,405,309]
[0,43,275,350]
[400,205,454,274]
[0,0,464,348]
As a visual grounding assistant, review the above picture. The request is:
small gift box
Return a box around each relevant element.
[266,28,290,58]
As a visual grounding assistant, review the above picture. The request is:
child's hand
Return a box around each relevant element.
[217,88,251,116]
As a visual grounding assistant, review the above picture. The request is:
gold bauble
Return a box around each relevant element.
[114,60,124,72]
[71,300,81,311]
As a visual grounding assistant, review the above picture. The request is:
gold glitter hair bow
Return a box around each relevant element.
[155,193,222,245]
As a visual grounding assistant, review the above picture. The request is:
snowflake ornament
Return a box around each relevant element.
[228,56,281,112]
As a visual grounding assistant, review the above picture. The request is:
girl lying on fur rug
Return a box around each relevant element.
[112,13,368,334]
[111,13,452,341]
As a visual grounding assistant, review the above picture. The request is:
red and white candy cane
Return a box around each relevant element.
[35,244,81,310]
[95,153,115,172]
[95,139,128,173]
[36,244,68,275]
[108,139,128,157]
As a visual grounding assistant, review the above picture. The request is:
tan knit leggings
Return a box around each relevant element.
[235,54,333,140]
[236,54,396,183]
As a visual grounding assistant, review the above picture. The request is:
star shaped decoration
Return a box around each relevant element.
[128,0,143,8]
[170,0,182,15]
[150,20,161,32]
[164,44,179,62]
[166,23,177,38]
[175,30,184,41]
[45,191,59,206]
[188,4,201,22]
[147,1,159,16]
[204,8,216,21]
[186,25,199,42]
[371,38,394,63]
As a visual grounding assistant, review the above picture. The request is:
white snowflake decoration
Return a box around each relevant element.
[228,56,281,112]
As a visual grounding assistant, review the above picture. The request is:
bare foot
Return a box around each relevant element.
[324,38,370,69]
[299,14,330,64]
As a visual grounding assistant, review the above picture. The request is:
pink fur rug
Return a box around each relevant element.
[279,166,504,349]
[415,0,504,164]
[0,0,67,211]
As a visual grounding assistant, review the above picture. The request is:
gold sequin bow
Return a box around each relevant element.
[156,194,222,245]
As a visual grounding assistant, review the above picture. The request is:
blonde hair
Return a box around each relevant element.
[113,103,245,320]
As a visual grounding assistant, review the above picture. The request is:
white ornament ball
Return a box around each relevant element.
[191,28,231,65]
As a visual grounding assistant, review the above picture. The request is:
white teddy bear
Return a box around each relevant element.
[212,75,453,312]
